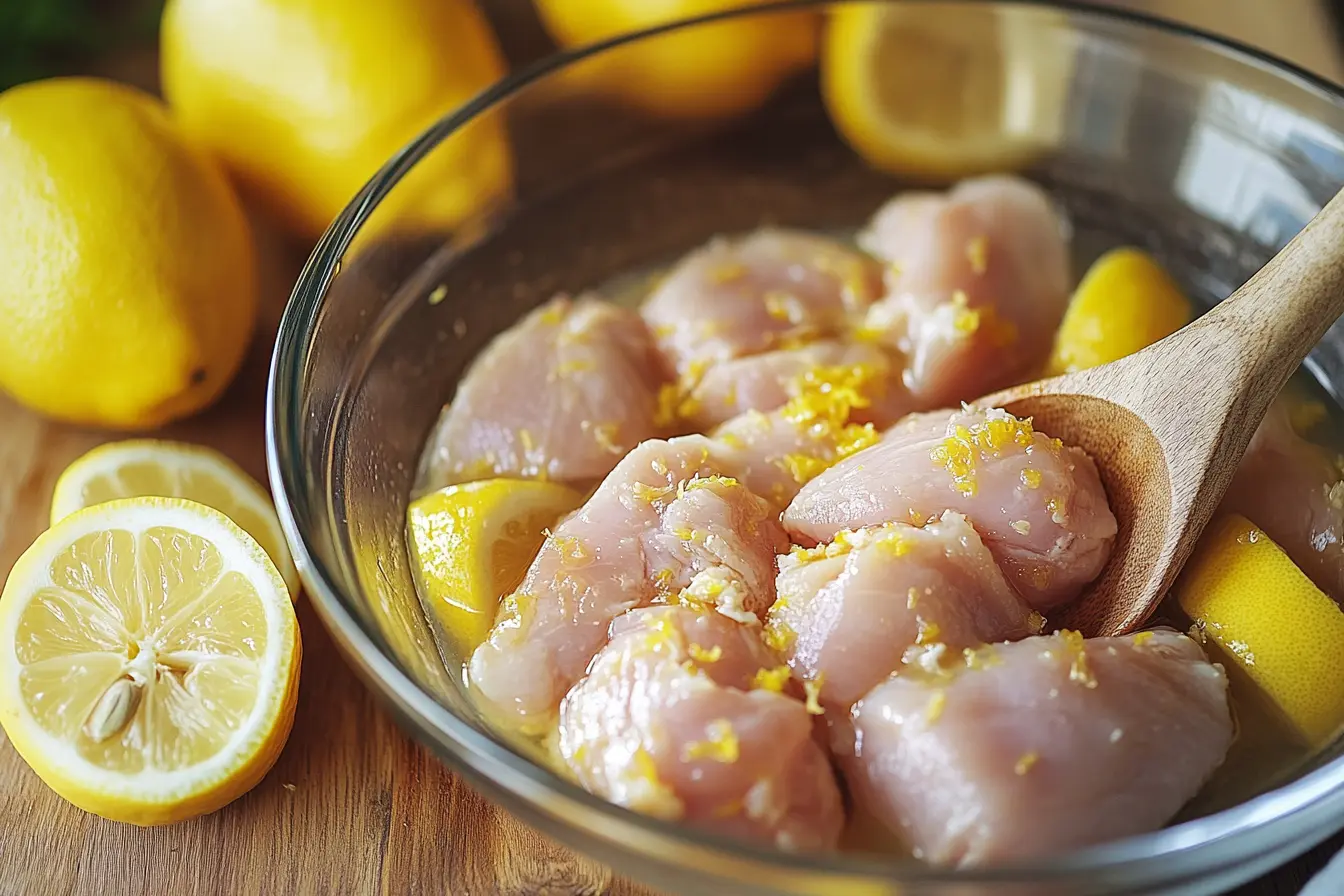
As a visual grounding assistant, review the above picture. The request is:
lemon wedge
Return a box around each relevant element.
[51,440,299,599]
[821,3,1072,180]
[408,479,582,656]
[0,497,300,825]
[1046,248,1192,375]
[1176,513,1344,748]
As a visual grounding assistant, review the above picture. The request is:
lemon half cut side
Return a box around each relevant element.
[0,498,301,825]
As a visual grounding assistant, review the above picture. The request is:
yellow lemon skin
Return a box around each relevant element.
[1176,513,1344,748]
[0,78,256,430]
[1046,247,1192,376]
[408,480,582,657]
[161,0,512,240]
[534,0,818,120]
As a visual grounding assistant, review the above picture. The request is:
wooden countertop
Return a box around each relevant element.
[2,2,1343,894]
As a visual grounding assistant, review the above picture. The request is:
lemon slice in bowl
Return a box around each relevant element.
[51,440,299,599]
[1176,513,1344,748]
[408,479,582,656]
[822,3,1073,180]
[0,497,301,825]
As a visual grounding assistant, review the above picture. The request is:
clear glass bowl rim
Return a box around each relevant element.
[266,0,1344,886]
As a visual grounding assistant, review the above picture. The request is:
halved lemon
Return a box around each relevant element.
[408,479,582,656]
[822,3,1073,180]
[0,497,301,825]
[1176,513,1344,748]
[51,440,299,599]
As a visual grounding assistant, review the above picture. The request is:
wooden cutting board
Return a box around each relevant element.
[3,2,1344,893]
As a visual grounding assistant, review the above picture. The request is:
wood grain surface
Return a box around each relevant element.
[2,2,1343,895]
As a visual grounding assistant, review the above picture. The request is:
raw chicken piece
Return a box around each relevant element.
[858,176,1070,406]
[687,340,912,429]
[468,436,787,730]
[768,512,1042,710]
[846,630,1233,866]
[785,406,1117,610]
[641,229,883,375]
[1221,400,1344,602]
[423,295,667,489]
[708,367,883,510]
[558,605,844,851]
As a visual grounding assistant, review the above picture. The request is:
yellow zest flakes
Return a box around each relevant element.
[752,664,791,692]
[519,428,537,454]
[688,643,722,664]
[671,525,706,544]
[717,431,745,450]
[950,290,981,336]
[915,616,942,647]
[963,644,1001,670]
[763,290,805,324]
[930,411,1035,497]
[1133,631,1155,647]
[653,567,676,593]
[651,457,669,476]
[682,719,740,763]
[907,587,920,609]
[834,423,880,460]
[537,303,566,325]
[632,481,675,504]
[557,358,595,376]
[1014,751,1040,776]
[644,615,683,654]
[783,524,909,568]
[428,284,447,305]
[1010,520,1032,536]
[925,689,947,724]
[803,675,825,715]
[1047,497,1067,524]
[680,473,739,495]
[1020,468,1043,489]
[763,617,796,653]
[551,534,591,567]
[1026,610,1047,634]
[966,235,989,274]
[650,322,677,339]
[1060,630,1097,688]
[780,452,830,485]
[782,364,878,434]
[582,420,621,454]
[654,382,700,428]
[708,261,747,285]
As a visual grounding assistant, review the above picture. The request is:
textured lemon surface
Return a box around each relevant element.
[408,480,581,656]
[1177,513,1344,747]
[51,440,299,599]
[0,78,255,428]
[0,498,300,825]
[1046,247,1192,375]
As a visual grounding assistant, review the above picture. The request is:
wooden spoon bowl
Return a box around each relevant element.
[981,186,1344,636]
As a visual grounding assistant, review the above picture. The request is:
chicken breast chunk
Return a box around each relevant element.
[858,175,1070,406]
[1222,400,1344,602]
[846,630,1233,866]
[768,512,1042,711]
[558,605,845,851]
[423,294,666,488]
[785,407,1117,610]
[468,437,786,730]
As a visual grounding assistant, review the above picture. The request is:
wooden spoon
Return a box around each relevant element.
[980,187,1344,637]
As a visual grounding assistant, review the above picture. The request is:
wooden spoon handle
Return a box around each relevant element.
[1190,185,1344,394]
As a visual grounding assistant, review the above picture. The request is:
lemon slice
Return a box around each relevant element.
[1176,513,1344,748]
[408,479,582,656]
[51,440,299,599]
[822,3,1073,180]
[1046,248,1193,375]
[0,497,301,825]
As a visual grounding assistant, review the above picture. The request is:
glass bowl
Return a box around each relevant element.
[267,2,1344,893]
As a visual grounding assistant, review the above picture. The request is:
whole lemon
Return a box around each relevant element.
[0,78,256,430]
[534,0,818,120]
[161,0,512,239]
